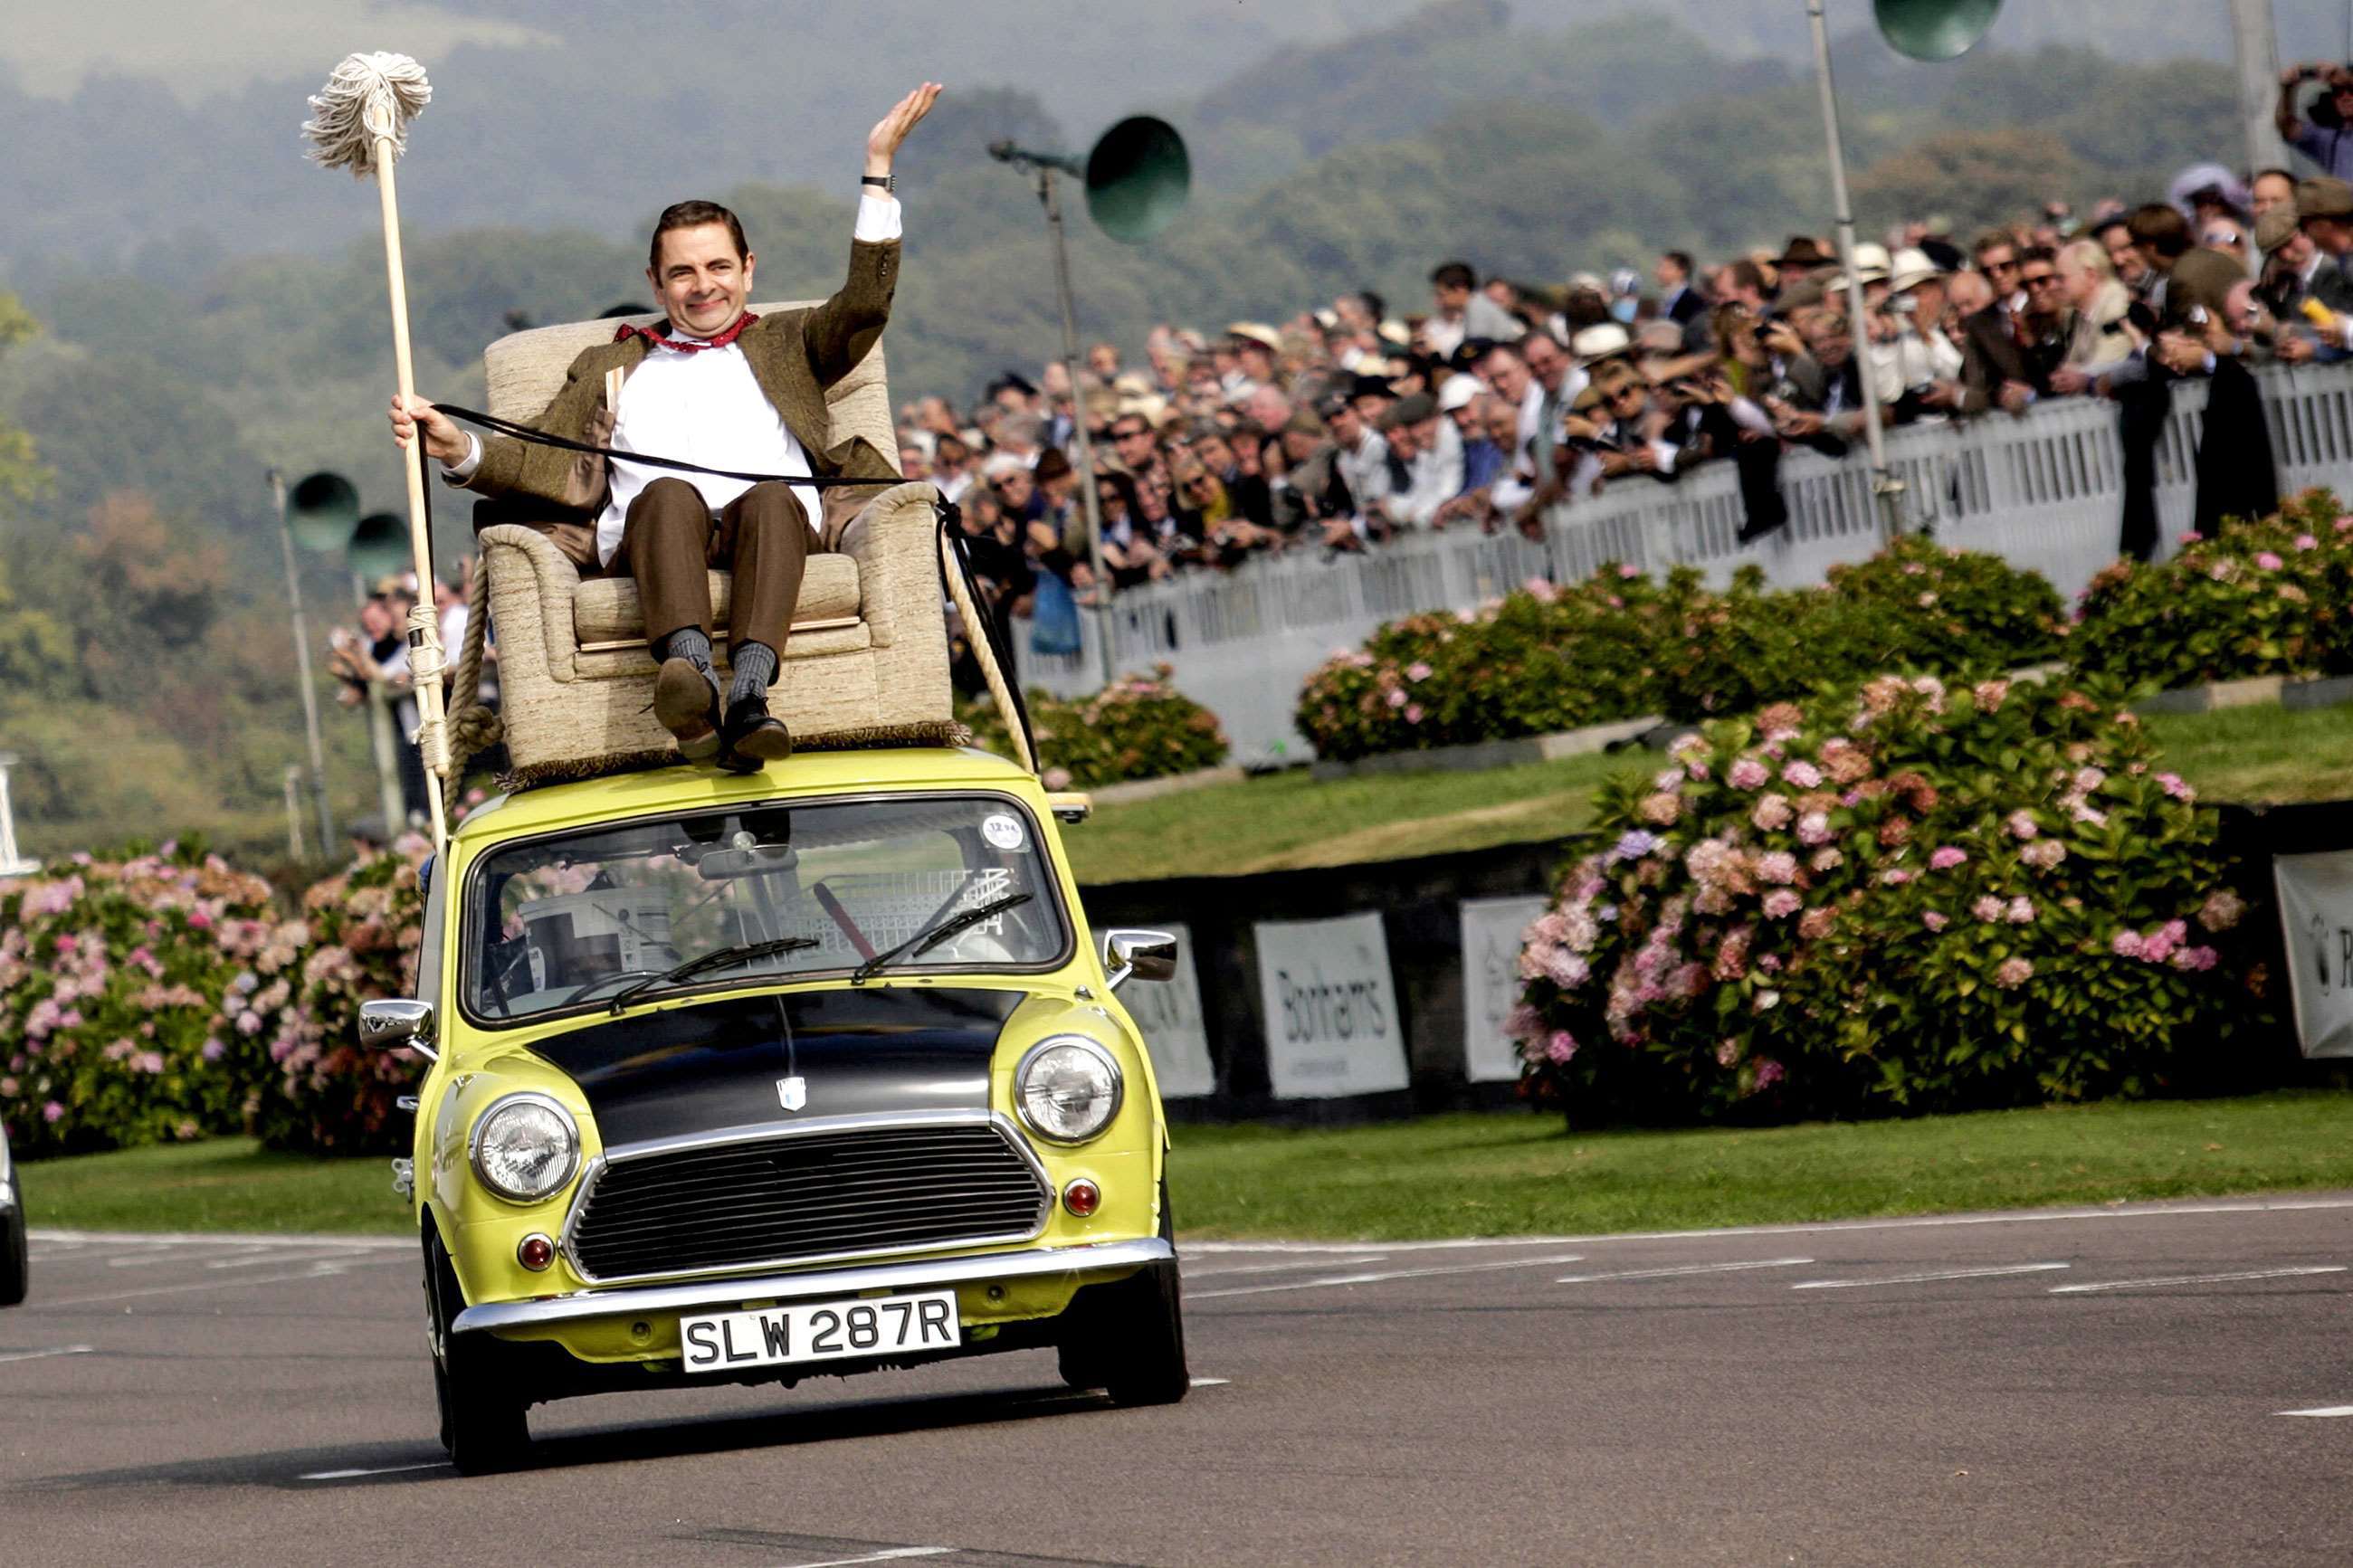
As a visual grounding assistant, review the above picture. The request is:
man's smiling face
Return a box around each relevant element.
[648,222,756,338]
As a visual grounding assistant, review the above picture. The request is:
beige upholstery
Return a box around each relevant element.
[476,300,956,785]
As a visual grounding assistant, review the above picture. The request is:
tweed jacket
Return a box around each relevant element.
[464,238,904,525]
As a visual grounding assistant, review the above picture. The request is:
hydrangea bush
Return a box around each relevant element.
[1296,542,2065,760]
[2070,489,2353,691]
[1509,674,2259,1125]
[227,837,432,1155]
[962,664,1228,789]
[0,845,279,1158]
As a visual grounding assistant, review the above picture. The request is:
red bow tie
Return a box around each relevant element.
[614,311,759,354]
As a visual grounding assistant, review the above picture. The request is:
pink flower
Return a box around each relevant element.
[201,1038,225,1062]
[1618,562,1641,579]
[1762,889,1803,919]
[1405,705,1424,724]
[1753,1058,1786,1088]
[1917,591,1939,608]
[2170,945,2220,972]
[1757,851,1800,884]
[2022,840,2066,870]
[1881,868,1914,886]
[187,908,214,930]
[2005,810,2039,841]
[1993,957,2034,990]
[1929,847,1967,871]
[1809,848,1843,872]
[1728,757,1771,790]
[2158,772,2195,802]
[1782,760,1823,789]
[1973,679,2010,712]
[2074,767,2106,793]
[2256,551,2284,570]
[2006,897,2035,924]
[1796,812,1832,846]
[0,1077,14,1098]
[1386,689,1407,709]
[1640,792,1681,826]
[2111,929,2145,958]
[1754,989,1781,1012]
[1972,895,2005,922]
[1716,1039,1741,1067]
[1043,766,1072,791]
[1922,910,1949,932]
[1406,661,1433,681]
[2198,889,2246,932]
[1546,1030,1578,1064]
[43,1101,64,1123]
[2296,534,2320,551]
[1753,794,1794,832]
[2338,516,2353,534]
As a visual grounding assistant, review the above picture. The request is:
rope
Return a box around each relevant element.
[443,563,502,777]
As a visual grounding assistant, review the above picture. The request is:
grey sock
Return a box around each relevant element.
[661,628,721,697]
[729,641,776,706]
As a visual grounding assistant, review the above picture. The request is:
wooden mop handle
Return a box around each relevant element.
[372,134,452,854]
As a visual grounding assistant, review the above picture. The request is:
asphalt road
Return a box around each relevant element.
[3,1195,2350,1567]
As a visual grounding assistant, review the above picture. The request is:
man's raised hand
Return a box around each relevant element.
[866,82,944,177]
[389,393,467,466]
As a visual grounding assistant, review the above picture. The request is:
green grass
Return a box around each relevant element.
[21,1092,2353,1241]
[1068,700,2353,886]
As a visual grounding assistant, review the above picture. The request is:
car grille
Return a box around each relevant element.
[566,1118,1050,1282]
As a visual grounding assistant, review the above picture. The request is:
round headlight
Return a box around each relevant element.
[470,1094,580,1202]
[1015,1036,1124,1144]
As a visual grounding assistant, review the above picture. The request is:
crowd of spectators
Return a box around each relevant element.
[905,85,2353,657]
[325,563,487,829]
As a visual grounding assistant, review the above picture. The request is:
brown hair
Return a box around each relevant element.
[649,200,750,271]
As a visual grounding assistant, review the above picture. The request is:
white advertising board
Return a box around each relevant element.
[1459,895,1549,1083]
[1116,920,1216,1098]
[2272,851,2353,1059]
[1254,912,1409,1098]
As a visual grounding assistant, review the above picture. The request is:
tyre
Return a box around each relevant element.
[424,1230,532,1474]
[1057,1178,1188,1407]
[0,1178,26,1307]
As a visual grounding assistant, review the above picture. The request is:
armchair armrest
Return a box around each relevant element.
[836,480,941,651]
[477,523,587,684]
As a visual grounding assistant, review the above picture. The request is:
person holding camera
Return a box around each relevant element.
[2278,62,2353,182]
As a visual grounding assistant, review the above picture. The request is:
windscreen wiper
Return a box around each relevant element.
[850,892,1034,985]
[605,936,819,1015]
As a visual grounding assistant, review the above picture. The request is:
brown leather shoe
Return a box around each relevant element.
[653,657,722,761]
[719,694,793,773]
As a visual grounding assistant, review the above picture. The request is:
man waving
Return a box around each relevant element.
[393,82,943,770]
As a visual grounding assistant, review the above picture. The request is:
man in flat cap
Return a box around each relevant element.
[2293,177,2353,347]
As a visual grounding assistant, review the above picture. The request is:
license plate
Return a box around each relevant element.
[680,1289,960,1375]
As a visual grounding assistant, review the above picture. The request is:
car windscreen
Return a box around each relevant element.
[462,794,1067,1024]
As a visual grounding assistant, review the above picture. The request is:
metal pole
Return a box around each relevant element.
[2231,0,2290,174]
[355,573,407,840]
[1806,0,1903,540]
[1036,166,1117,689]
[281,764,306,860]
[0,754,37,878]
[268,469,337,853]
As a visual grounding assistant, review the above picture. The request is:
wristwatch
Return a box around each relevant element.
[862,173,895,193]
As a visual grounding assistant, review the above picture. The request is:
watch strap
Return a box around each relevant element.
[861,174,894,192]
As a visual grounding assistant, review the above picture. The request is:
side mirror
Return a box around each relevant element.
[358,998,439,1061]
[1101,928,1177,992]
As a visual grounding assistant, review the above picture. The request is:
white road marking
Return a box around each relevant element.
[1792,1263,2071,1291]
[1556,1258,1815,1285]
[32,1259,395,1308]
[1187,1255,1388,1278]
[2051,1266,2347,1295]
[31,1228,408,1250]
[297,1460,452,1481]
[1192,1253,1586,1301]
[207,1250,367,1270]
[1181,1195,2353,1255]
[0,1345,94,1364]
[774,1550,953,1568]
[1188,1377,1231,1387]
[2279,1405,2353,1418]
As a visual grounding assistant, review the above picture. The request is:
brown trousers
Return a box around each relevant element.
[619,478,873,679]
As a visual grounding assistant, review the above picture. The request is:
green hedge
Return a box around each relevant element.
[1296,537,2066,761]
[961,664,1229,790]
[2069,489,2353,690]
[1509,675,2261,1125]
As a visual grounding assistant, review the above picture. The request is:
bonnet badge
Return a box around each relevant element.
[776,1075,807,1112]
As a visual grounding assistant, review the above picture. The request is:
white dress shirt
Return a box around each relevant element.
[447,193,901,567]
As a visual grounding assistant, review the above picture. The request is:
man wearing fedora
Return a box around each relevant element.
[391,82,943,772]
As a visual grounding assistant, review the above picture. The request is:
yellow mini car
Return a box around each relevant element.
[360,746,1186,1473]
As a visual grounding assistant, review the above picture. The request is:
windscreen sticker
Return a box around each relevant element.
[982,813,1026,851]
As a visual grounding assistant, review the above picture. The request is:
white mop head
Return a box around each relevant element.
[302,52,433,176]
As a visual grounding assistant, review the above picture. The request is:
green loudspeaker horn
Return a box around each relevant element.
[1085,116,1190,243]
[286,470,360,553]
[348,511,411,583]
[1875,0,2001,62]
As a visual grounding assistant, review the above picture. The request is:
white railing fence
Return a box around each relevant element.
[1014,363,2353,763]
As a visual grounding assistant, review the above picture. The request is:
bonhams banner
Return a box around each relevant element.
[1459,895,1548,1082]
[2272,851,2353,1059]
[1253,912,1410,1098]
[1117,919,1216,1098]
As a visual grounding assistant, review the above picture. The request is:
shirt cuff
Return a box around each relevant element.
[854,192,902,243]
[1650,442,1680,475]
[441,432,482,484]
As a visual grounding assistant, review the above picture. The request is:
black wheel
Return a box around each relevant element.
[424,1231,532,1473]
[0,1178,27,1307]
[1057,1177,1188,1407]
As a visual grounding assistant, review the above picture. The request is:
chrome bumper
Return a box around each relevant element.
[452,1237,1173,1336]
